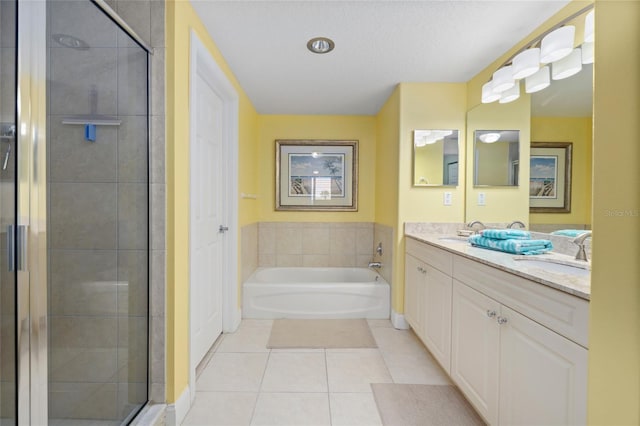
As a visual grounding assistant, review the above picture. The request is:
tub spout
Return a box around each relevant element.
[368,261,382,269]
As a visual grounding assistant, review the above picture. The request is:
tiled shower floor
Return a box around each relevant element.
[182,319,452,426]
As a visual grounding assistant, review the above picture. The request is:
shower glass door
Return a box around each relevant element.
[46,0,150,423]
[0,0,16,424]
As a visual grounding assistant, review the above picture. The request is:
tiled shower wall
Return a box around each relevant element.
[108,0,166,406]
[46,0,166,418]
[258,222,376,268]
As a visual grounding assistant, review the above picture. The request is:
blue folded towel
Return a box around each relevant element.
[469,235,553,255]
[480,229,531,240]
[551,229,590,237]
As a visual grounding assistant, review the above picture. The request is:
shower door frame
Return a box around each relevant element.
[16,0,48,424]
[15,0,154,423]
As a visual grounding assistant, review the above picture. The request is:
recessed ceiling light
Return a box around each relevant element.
[307,37,335,54]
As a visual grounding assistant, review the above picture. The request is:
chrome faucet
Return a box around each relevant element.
[573,231,592,261]
[507,220,526,229]
[368,261,382,269]
[466,220,486,233]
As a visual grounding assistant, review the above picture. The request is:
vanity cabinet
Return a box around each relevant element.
[451,280,588,425]
[451,280,500,424]
[405,236,589,425]
[404,238,453,373]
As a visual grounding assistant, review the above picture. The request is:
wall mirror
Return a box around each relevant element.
[529,62,593,232]
[413,129,459,186]
[473,130,520,186]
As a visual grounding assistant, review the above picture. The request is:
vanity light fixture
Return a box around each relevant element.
[499,82,520,103]
[512,48,540,79]
[482,81,501,103]
[307,37,335,54]
[584,10,594,43]
[479,133,501,143]
[480,4,593,103]
[525,65,550,93]
[540,25,575,64]
[552,48,582,80]
[491,65,515,93]
[581,42,594,64]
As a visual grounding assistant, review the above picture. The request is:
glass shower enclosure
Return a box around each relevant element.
[2,0,150,423]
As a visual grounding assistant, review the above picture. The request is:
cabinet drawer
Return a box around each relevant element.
[453,255,589,348]
[406,237,453,275]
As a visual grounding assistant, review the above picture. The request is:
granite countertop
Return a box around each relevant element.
[405,232,590,301]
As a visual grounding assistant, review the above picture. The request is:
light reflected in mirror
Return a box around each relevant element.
[413,129,459,186]
[474,130,520,186]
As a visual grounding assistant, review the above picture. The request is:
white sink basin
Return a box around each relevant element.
[513,257,590,277]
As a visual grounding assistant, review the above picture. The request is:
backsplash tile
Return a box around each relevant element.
[258,222,375,268]
[241,223,258,282]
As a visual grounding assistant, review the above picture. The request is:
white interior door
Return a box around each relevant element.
[190,63,225,366]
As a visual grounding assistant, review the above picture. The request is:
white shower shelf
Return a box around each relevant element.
[62,115,122,126]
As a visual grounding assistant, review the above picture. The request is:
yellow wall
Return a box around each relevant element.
[465,96,531,224]
[530,116,592,226]
[387,83,467,314]
[588,1,640,423]
[166,0,259,403]
[374,87,400,228]
[398,83,467,224]
[256,115,376,222]
[414,143,444,185]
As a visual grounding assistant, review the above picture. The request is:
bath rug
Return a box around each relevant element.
[266,319,377,349]
[371,383,485,426]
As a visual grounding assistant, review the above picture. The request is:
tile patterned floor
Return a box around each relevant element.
[182,319,452,426]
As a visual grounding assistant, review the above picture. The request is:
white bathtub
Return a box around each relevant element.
[242,267,390,319]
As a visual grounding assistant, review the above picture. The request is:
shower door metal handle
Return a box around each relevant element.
[16,225,27,271]
[7,225,14,271]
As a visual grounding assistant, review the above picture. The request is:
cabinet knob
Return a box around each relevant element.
[497,316,508,325]
[486,310,497,318]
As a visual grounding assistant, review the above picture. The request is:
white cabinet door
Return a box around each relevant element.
[404,254,424,336]
[451,280,500,425]
[423,263,452,373]
[498,306,588,426]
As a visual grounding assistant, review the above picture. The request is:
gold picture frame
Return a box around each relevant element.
[275,140,358,211]
[529,142,573,213]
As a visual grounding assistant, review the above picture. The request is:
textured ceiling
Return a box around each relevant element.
[192,0,574,115]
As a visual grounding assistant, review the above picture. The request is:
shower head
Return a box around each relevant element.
[52,33,90,50]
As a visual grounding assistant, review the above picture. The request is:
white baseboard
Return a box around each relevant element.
[391,309,410,330]
[165,386,191,426]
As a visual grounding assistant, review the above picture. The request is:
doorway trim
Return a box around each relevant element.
[183,29,240,424]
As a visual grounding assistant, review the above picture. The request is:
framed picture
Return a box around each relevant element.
[275,140,358,211]
[529,142,572,213]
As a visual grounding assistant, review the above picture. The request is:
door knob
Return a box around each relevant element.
[219,225,229,233]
